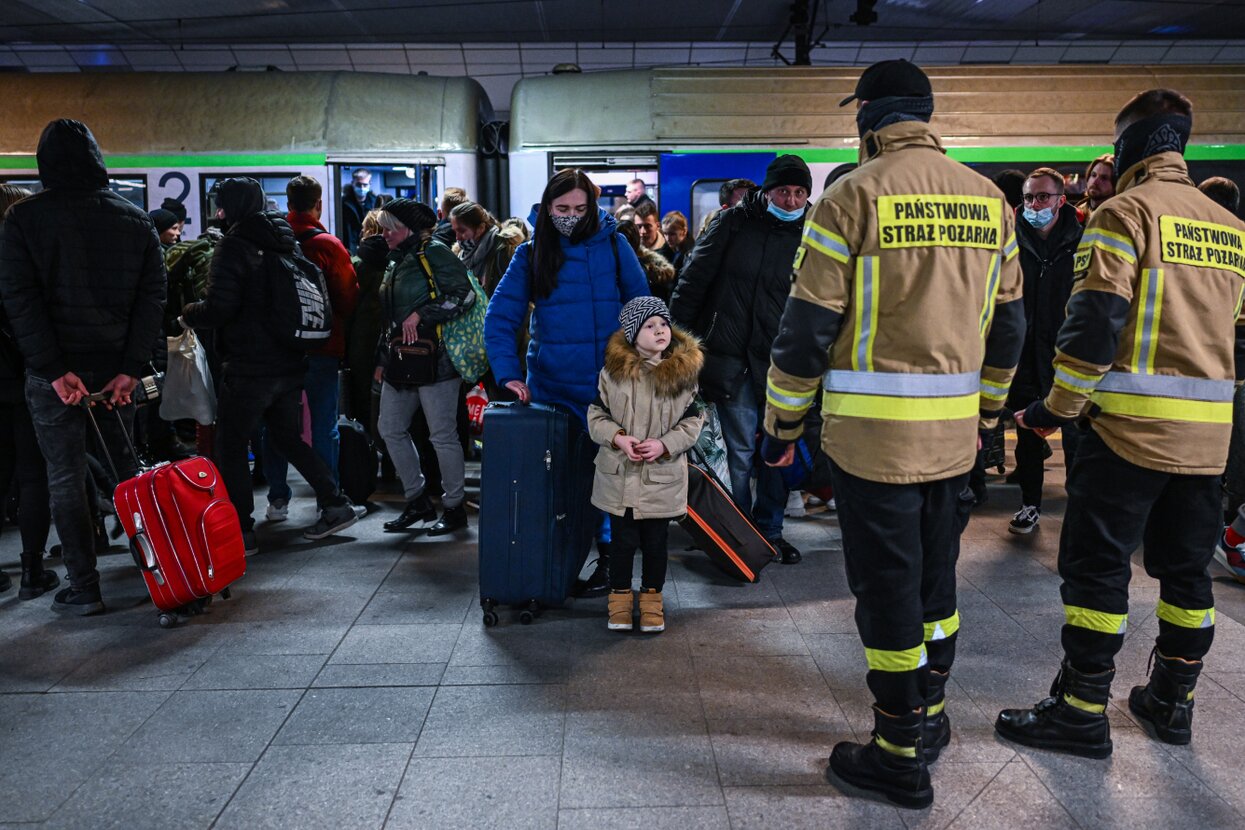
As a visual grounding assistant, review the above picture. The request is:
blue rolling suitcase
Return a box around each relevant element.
[478,402,597,626]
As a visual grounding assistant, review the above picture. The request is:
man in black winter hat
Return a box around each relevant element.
[671,153,812,565]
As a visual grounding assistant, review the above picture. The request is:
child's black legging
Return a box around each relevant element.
[608,509,669,591]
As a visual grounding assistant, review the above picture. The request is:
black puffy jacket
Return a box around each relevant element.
[1009,203,1083,403]
[669,190,805,401]
[0,120,167,381]
[182,210,308,379]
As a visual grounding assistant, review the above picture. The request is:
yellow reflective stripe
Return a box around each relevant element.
[1090,391,1233,424]
[875,734,918,758]
[924,611,960,642]
[927,699,946,716]
[823,391,979,422]
[1084,228,1138,263]
[803,221,851,264]
[865,644,928,672]
[1156,600,1215,629]
[979,253,1000,338]
[1063,693,1107,714]
[1053,367,1102,395]
[979,378,1009,402]
[1131,269,1164,373]
[766,381,816,412]
[851,256,879,371]
[1064,604,1127,635]
[1002,232,1018,262]
[1235,284,1245,321]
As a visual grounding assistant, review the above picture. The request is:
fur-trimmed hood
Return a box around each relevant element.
[603,325,703,399]
[639,246,677,285]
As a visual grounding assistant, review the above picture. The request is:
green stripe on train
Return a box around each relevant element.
[680,145,1245,163]
[0,153,328,169]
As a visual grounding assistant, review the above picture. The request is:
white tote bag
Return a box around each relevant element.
[160,328,217,425]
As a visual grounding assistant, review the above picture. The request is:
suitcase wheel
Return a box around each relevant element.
[158,612,179,629]
[220,587,232,600]
[518,600,541,626]
[995,465,1006,475]
[482,610,500,627]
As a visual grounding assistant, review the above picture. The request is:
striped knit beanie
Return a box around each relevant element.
[619,296,671,344]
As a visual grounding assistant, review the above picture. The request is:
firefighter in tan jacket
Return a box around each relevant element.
[759,60,1025,810]
[996,90,1245,757]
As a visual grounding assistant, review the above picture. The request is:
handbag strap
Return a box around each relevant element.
[413,241,445,341]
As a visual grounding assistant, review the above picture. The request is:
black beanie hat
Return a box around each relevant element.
[148,208,178,235]
[161,197,187,224]
[761,154,813,193]
[382,197,436,232]
[839,59,932,107]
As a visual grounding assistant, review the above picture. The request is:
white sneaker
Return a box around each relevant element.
[352,504,367,519]
[265,499,289,522]
[784,490,806,518]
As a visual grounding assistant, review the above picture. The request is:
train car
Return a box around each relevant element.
[509,65,1245,230]
[0,71,493,250]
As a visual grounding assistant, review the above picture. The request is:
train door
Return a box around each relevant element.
[659,152,774,237]
[550,154,660,217]
[330,160,445,254]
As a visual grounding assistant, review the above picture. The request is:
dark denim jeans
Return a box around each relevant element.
[216,373,344,532]
[716,375,788,540]
[262,355,342,502]
[25,372,137,589]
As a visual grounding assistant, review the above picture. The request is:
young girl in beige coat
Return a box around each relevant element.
[587,297,704,632]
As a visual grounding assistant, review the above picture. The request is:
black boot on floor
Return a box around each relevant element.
[0,568,10,593]
[427,504,468,537]
[383,492,437,532]
[51,584,106,616]
[571,541,611,598]
[1128,648,1201,746]
[995,660,1114,758]
[827,705,932,810]
[18,552,60,601]
[924,669,952,764]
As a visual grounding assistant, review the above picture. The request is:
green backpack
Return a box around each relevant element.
[417,248,489,384]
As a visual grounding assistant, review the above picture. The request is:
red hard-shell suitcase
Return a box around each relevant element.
[86,401,246,627]
[681,462,776,583]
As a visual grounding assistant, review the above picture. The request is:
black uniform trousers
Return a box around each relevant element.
[830,462,972,714]
[1059,428,1217,673]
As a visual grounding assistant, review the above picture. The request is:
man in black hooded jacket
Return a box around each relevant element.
[182,177,357,553]
[0,119,166,616]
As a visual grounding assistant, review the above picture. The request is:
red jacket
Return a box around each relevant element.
[286,211,359,359]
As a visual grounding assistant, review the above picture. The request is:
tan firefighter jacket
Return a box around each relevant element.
[1043,152,1245,474]
[762,121,1025,484]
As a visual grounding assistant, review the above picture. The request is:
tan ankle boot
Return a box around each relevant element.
[638,588,665,633]
[607,590,634,631]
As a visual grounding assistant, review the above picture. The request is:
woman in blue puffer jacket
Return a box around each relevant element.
[484,168,650,596]
[485,169,649,422]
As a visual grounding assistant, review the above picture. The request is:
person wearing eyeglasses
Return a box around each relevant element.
[1005,168,1085,535]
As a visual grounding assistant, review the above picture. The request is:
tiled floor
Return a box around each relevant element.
[2,442,1244,829]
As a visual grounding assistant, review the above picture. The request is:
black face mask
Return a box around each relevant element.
[856,95,935,138]
[1112,112,1191,184]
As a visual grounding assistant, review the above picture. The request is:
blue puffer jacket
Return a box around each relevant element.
[485,207,649,421]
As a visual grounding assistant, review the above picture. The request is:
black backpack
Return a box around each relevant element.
[263,242,333,350]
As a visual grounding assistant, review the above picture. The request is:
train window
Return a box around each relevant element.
[689,179,728,235]
[199,173,295,221]
[333,163,444,253]
[0,174,148,210]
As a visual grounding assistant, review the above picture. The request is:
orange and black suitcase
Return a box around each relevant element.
[681,461,776,583]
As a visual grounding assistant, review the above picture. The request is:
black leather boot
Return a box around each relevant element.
[383,492,437,531]
[827,705,932,810]
[571,541,611,598]
[923,669,951,764]
[19,551,60,601]
[995,660,1114,758]
[427,505,468,537]
[1129,649,1201,745]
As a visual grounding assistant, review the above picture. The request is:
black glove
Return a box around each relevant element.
[1022,400,1072,430]
[356,235,390,268]
[760,434,792,465]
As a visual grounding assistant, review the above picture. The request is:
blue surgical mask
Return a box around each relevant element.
[353,184,369,199]
[767,200,805,222]
[1022,206,1056,228]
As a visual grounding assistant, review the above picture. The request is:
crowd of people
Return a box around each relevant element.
[1,57,1244,810]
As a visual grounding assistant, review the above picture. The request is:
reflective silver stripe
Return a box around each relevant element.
[1096,372,1234,402]
[804,223,851,261]
[1054,367,1101,393]
[856,257,876,371]
[1083,229,1137,261]
[767,386,816,408]
[980,378,1009,398]
[1003,235,1018,258]
[824,369,981,398]
[1137,268,1162,372]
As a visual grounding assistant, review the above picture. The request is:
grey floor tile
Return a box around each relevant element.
[329,623,462,664]
[413,684,566,757]
[899,761,1012,830]
[565,690,707,739]
[440,663,569,685]
[0,691,172,822]
[313,662,447,688]
[680,606,810,657]
[722,784,906,829]
[43,761,251,830]
[447,617,577,668]
[216,586,375,623]
[387,755,560,829]
[111,689,302,764]
[946,758,1078,830]
[182,653,327,690]
[273,686,434,745]
[215,743,410,830]
[560,732,722,808]
[0,622,128,692]
[708,716,846,786]
[356,588,474,625]
[557,806,730,830]
[205,620,353,655]
[695,654,836,721]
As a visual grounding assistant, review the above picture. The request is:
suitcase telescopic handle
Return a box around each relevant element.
[80,394,143,480]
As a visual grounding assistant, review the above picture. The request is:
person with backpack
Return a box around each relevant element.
[483,168,650,596]
[260,175,360,522]
[180,177,357,554]
[374,198,475,536]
